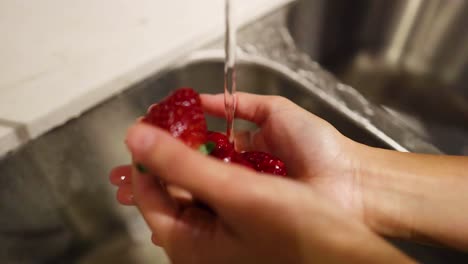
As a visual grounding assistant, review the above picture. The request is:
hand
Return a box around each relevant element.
[111,93,365,217]
[202,93,363,215]
[201,93,468,250]
[121,122,412,263]
[111,92,468,252]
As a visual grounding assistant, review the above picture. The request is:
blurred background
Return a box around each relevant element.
[0,0,467,263]
[289,0,468,155]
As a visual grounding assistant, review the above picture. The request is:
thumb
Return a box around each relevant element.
[126,123,266,213]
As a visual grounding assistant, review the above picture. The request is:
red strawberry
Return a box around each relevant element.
[142,88,207,148]
[230,152,256,170]
[206,131,235,160]
[241,151,287,176]
[206,131,255,170]
[140,88,287,176]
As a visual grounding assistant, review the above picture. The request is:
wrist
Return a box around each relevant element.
[332,135,468,249]
[350,144,415,239]
[299,202,415,264]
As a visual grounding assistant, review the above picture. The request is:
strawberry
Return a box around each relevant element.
[205,131,285,174]
[140,87,287,176]
[230,152,256,170]
[142,88,207,149]
[241,151,287,176]
[206,131,235,160]
[206,131,256,170]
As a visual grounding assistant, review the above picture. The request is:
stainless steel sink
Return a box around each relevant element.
[1,52,466,263]
[287,0,468,155]
[0,55,396,264]
[1,2,467,263]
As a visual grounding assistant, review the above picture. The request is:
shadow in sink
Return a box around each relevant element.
[0,57,463,263]
[287,0,468,155]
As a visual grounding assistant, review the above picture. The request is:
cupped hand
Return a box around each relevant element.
[202,93,363,215]
[110,92,468,254]
[122,121,411,263]
[111,93,365,216]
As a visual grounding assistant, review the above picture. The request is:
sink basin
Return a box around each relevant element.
[0,56,391,263]
[1,54,466,263]
[287,0,468,155]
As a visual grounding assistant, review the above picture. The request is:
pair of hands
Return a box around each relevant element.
[110,93,413,263]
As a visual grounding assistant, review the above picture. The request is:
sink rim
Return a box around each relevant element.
[172,49,439,154]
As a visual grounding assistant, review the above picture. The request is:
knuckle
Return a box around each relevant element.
[268,96,293,109]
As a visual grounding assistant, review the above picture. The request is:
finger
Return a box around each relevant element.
[151,233,161,247]
[109,165,132,186]
[116,184,135,205]
[173,206,217,242]
[166,185,193,205]
[132,165,178,246]
[126,123,262,211]
[201,93,287,125]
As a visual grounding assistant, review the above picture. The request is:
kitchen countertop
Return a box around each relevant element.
[0,0,293,157]
[0,126,22,156]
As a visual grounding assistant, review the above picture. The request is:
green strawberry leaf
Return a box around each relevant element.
[135,163,148,174]
[199,141,216,155]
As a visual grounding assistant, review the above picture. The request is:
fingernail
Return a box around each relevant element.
[126,124,157,156]
[151,234,161,246]
[117,186,135,205]
[110,173,131,186]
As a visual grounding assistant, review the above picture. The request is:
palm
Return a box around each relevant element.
[160,205,300,264]
[234,99,359,214]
